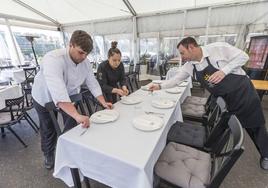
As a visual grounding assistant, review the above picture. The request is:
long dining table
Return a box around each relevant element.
[53,81,191,188]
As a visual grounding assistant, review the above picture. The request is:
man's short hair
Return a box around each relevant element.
[177,37,198,49]
[70,30,93,54]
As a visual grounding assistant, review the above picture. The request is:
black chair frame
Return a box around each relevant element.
[155,115,244,188]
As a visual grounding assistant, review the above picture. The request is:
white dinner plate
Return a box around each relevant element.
[165,87,183,94]
[90,109,119,124]
[178,81,188,87]
[151,99,174,109]
[132,114,163,131]
[120,96,142,105]
[141,85,150,91]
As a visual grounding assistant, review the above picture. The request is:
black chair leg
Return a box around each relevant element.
[71,168,82,188]
[7,127,27,147]
[1,127,6,138]
[24,116,38,133]
[134,77,139,90]
[25,112,39,130]
[84,177,91,188]
[84,98,93,116]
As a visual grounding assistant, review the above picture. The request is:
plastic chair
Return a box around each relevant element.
[154,115,244,188]
[167,97,228,151]
[23,67,37,84]
[44,93,86,137]
[80,89,104,116]
[0,96,38,147]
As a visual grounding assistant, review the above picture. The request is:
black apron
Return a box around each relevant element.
[193,57,265,128]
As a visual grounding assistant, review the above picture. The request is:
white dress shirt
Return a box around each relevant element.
[32,48,102,107]
[161,42,249,89]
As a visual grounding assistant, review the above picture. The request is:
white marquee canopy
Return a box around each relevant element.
[0,0,267,65]
[0,0,267,33]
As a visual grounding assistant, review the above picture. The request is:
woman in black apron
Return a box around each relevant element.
[192,57,268,170]
[97,41,129,103]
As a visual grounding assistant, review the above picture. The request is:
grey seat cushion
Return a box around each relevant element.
[0,112,11,125]
[155,142,211,188]
[181,103,206,118]
[167,122,206,148]
[184,96,208,106]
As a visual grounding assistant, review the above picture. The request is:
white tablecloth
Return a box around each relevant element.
[53,82,191,188]
[0,85,23,109]
[0,69,25,83]
[166,67,192,88]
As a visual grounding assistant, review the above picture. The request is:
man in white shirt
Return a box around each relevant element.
[150,37,268,170]
[32,30,112,169]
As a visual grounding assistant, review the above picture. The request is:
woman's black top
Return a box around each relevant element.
[97,60,126,103]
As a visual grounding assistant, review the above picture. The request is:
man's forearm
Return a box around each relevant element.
[57,102,80,120]
[96,95,107,107]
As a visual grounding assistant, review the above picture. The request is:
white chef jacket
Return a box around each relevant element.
[32,48,102,106]
[161,42,249,89]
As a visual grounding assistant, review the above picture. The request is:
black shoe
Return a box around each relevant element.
[44,153,54,170]
[260,158,268,170]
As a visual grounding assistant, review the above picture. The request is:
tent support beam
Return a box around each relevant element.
[132,16,138,64]
[12,0,61,26]
[0,13,56,27]
[5,18,22,65]
[204,7,211,45]
[122,0,136,16]
[181,10,187,37]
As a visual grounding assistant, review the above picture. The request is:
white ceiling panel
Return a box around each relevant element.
[129,0,252,14]
[0,0,49,22]
[19,0,132,24]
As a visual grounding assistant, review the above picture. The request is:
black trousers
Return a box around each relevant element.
[245,124,268,158]
[33,99,77,156]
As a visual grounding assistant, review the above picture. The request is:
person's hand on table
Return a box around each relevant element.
[102,102,113,109]
[122,86,129,96]
[74,114,90,128]
[113,88,125,96]
[149,83,161,91]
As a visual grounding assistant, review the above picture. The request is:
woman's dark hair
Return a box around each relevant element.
[70,30,93,54]
[108,41,121,58]
[177,37,198,49]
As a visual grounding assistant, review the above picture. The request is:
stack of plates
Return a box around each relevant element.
[90,109,119,124]
[120,96,142,105]
[165,87,183,94]
[151,99,174,109]
[132,114,163,131]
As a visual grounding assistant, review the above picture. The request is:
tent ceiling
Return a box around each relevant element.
[1,0,49,23]
[20,0,131,25]
[0,0,262,27]
[129,0,250,14]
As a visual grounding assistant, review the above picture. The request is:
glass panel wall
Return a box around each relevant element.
[0,25,19,66]
[160,37,181,63]
[104,34,132,65]
[198,34,237,46]
[139,37,158,75]
[11,26,64,65]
